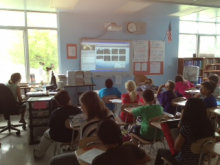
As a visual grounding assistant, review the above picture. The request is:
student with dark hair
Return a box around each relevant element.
[98,78,122,111]
[157,80,183,115]
[92,119,151,165]
[155,98,215,165]
[200,81,217,108]
[5,73,26,123]
[80,91,115,138]
[174,74,195,99]
[34,90,81,161]
[129,89,163,141]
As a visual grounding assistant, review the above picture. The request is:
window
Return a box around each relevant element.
[178,35,197,57]
[0,10,58,83]
[179,21,220,57]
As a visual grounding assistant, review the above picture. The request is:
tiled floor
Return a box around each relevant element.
[0,114,219,165]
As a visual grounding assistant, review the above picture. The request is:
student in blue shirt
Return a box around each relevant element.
[98,79,122,111]
[200,81,217,108]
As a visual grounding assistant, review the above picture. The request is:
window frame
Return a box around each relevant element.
[179,21,220,58]
[0,9,58,83]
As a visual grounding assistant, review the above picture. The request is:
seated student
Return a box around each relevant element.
[129,89,163,142]
[195,74,220,98]
[155,98,215,165]
[80,91,115,138]
[157,80,183,115]
[98,79,122,111]
[200,81,217,108]
[120,80,139,122]
[174,74,195,99]
[34,90,81,161]
[5,73,26,123]
[49,92,115,165]
[92,119,151,165]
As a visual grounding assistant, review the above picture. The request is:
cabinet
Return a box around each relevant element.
[27,96,54,145]
[178,57,220,83]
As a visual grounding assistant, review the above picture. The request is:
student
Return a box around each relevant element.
[200,81,217,108]
[157,80,183,115]
[129,89,163,141]
[174,74,195,99]
[120,80,139,122]
[98,79,122,111]
[92,119,151,165]
[5,73,26,123]
[34,90,81,161]
[80,91,115,138]
[195,74,220,98]
[155,98,215,165]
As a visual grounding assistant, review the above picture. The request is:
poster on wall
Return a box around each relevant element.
[67,44,77,59]
[133,40,149,62]
[150,62,161,73]
[150,41,165,62]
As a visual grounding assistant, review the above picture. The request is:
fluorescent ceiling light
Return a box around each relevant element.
[169,6,208,17]
[115,1,151,13]
[50,0,79,9]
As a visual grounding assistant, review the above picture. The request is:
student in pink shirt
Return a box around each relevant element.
[174,75,195,99]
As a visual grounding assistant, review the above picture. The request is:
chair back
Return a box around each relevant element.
[0,84,19,117]
[102,95,118,103]
[134,74,147,86]
[160,119,180,155]
[78,136,102,149]
[149,115,169,126]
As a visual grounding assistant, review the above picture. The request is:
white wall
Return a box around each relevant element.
[57,12,179,104]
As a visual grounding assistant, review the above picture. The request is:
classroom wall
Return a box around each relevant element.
[57,12,179,104]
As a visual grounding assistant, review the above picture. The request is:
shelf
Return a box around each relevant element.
[203,70,220,73]
[205,63,220,66]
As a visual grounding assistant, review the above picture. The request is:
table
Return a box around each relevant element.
[172,100,187,107]
[20,86,32,97]
[75,145,106,165]
[109,99,122,104]
[184,89,200,98]
[26,91,57,97]
[209,108,220,129]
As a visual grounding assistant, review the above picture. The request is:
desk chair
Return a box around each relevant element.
[171,97,186,115]
[0,84,26,136]
[130,115,169,154]
[102,95,118,112]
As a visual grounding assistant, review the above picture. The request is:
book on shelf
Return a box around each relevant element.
[184,60,203,69]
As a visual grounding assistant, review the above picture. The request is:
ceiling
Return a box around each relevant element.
[1,0,220,22]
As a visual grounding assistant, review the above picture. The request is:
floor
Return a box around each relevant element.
[0,114,219,165]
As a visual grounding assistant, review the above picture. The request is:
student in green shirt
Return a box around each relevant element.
[129,89,163,141]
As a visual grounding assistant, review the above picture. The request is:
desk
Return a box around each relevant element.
[151,121,162,130]
[65,84,96,91]
[26,91,57,97]
[172,100,187,107]
[109,99,122,104]
[20,86,32,98]
[185,89,200,98]
[75,145,106,165]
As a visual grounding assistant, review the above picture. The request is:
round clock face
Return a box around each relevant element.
[127,22,137,33]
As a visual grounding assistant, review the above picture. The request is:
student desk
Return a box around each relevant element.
[172,100,187,107]
[184,89,200,98]
[75,145,106,165]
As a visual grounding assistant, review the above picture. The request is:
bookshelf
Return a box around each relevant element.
[178,57,220,83]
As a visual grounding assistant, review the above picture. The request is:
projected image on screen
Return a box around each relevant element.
[81,40,130,73]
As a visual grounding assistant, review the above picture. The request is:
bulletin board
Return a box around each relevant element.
[133,40,164,75]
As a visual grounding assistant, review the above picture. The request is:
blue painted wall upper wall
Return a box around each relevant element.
[58,12,179,93]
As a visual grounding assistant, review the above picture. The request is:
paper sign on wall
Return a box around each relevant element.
[150,41,165,62]
[133,40,149,62]
[150,62,161,73]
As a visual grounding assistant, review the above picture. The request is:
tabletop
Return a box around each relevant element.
[184,89,200,94]
[64,84,96,87]
[151,121,162,130]
[172,100,187,107]
[109,99,122,104]
[209,108,220,116]
[75,145,106,165]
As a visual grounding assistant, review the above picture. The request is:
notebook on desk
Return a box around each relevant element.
[69,114,86,127]
[78,148,104,164]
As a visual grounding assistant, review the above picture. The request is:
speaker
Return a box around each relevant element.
[126,22,146,34]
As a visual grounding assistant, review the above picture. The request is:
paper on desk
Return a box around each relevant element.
[115,76,122,84]
[78,148,104,164]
